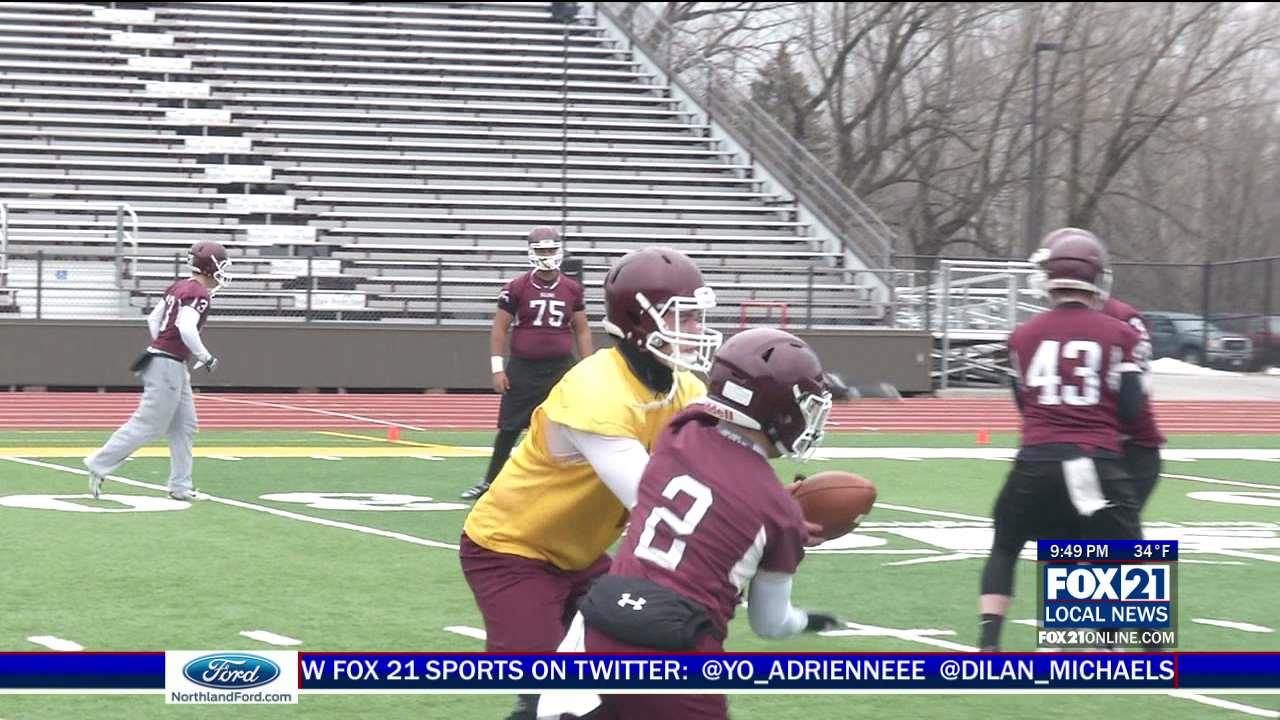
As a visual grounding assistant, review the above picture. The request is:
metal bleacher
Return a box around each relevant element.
[0,1,893,328]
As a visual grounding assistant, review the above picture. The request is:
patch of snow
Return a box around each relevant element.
[1150,357,1240,376]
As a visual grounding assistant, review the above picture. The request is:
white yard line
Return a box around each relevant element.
[876,502,991,522]
[1211,549,1280,564]
[824,621,977,652]
[27,636,82,651]
[1,457,459,551]
[196,395,428,432]
[1162,473,1278,491]
[443,626,487,641]
[240,630,304,646]
[819,626,958,639]
[1191,619,1274,634]
[882,553,983,567]
[1169,693,1280,719]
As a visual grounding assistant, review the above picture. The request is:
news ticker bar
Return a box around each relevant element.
[1,653,1279,692]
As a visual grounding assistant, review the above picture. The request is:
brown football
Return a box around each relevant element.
[790,470,877,540]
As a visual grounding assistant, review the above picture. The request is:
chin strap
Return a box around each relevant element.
[614,339,675,402]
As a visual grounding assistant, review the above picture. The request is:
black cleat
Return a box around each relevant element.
[460,482,490,501]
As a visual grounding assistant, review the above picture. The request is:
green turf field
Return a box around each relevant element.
[1,429,1278,719]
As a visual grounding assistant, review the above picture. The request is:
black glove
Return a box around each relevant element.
[194,355,219,373]
[805,611,840,633]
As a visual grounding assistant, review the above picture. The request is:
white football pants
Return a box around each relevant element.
[86,357,198,494]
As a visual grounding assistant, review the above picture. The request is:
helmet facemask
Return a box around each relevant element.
[700,381,833,460]
[528,242,563,272]
[786,385,833,461]
[637,286,722,373]
[188,253,232,297]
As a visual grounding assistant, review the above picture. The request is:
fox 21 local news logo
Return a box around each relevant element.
[165,651,298,704]
[1037,540,1178,649]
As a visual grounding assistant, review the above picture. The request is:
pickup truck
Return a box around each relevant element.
[1143,311,1253,370]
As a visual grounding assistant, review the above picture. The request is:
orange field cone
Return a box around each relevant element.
[387,426,401,442]
[976,428,991,445]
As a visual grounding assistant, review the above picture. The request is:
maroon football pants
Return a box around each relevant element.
[585,625,729,720]
[459,533,610,653]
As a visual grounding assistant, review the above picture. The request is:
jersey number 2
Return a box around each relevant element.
[1026,339,1102,406]
[634,474,713,571]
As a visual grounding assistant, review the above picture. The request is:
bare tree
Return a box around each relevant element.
[653,1,805,74]
[653,0,1280,274]
[1041,3,1280,232]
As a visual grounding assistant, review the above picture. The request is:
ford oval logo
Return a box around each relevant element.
[183,654,280,690]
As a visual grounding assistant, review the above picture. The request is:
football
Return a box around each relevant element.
[790,471,877,540]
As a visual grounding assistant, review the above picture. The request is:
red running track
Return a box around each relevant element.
[0,393,1275,433]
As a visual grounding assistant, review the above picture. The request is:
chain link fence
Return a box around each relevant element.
[3,244,1274,370]
[895,254,1280,372]
[0,249,909,330]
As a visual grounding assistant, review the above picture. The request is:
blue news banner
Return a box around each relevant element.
[3,653,1280,693]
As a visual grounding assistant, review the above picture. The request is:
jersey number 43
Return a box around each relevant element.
[1024,339,1120,407]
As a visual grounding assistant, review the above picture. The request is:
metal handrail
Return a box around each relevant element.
[0,203,7,279]
[596,1,896,269]
[0,200,140,281]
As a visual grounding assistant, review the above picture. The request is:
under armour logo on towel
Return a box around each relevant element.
[617,593,647,611]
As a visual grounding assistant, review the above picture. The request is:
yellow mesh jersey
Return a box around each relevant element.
[463,347,707,570]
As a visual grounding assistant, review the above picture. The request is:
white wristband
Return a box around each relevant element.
[491,355,504,374]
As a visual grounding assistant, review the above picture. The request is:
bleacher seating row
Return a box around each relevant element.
[0,1,886,328]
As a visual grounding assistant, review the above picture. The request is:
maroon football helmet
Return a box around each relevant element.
[602,247,721,372]
[700,327,832,460]
[527,225,563,272]
[187,240,232,295]
[1029,227,1111,301]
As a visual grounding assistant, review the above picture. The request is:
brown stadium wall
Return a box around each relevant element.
[0,322,932,392]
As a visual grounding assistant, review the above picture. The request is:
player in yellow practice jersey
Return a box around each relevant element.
[460,247,721,720]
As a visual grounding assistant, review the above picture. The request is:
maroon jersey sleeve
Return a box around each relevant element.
[568,276,586,313]
[759,500,808,576]
[497,276,522,316]
[1103,299,1153,370]
[1115,322,1141,369]
[1102,298,1165,447]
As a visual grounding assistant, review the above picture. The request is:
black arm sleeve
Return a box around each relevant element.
[1011,379,1023,412]
[1118,371,1144,425]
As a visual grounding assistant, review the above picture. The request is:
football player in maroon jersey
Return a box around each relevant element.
[1031,228,1166,509]
[84,241,230,502]
[979,231,1146,651]
[537,328,839,720]
[460,227,594,501]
